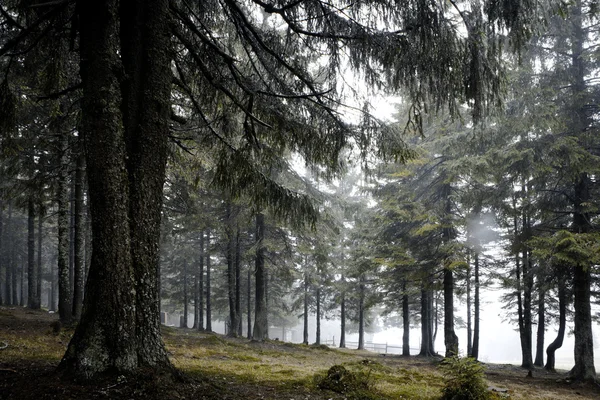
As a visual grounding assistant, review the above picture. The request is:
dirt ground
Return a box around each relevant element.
[1,307,599,400]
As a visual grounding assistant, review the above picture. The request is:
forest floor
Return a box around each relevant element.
[1,307,599,400]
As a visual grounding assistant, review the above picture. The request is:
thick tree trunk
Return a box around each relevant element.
[253,213,268,340]
[545,278,566,372]
[57,129,72,325]
[61,0,173,377]
[569,0,596,382]
[72,153,85,320]
[27,197,39,309]
[419,284,435,356]
[0,200,3,306]
[402,279,410,356]
[206,230,212,332]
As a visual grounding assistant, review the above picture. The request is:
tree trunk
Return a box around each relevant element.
[197,231,204,331]
[183,261,188,328]
[534,279,546,367]
[37,205,43,309]
[303,269,309,345]
[226,203,238,337]
[358,275,365,350]
[522,246,534,369]
[72,152,85,320]
[50,252,57,312]
[315,287,321,345]
[61,0,173,377]
[247,266,252,338]
[27,197,39,309]
[235,227,242,336]
[402,279,410,356]
[339,276,346,349]
[253,213,268,340]
[192,269,198,329]
[466,255,472,357]
[206,230,212,332]
[57,128,72,325]
[545,278,566,372]
[419,284,434,356]
[20,259,24,306]
[569,0,596,382]
[442,184,458,357]
[472,252,480,360]
[0,200,3,306]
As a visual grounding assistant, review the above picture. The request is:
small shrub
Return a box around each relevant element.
[439,356,491,400]
[316,363,383,399]
[317,365,360,393]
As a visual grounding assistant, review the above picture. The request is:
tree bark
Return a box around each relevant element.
[303,268,309,345]
[402,279,410,356]
[206,230,212,332]
[196,231,204,331]
[466,255,472,357]
[253,213,268,340]
[37,205,43,309]
[315,287,321,345]
[534,278,546,367]
[545,277,566,372]
[72,152,85,320]
[27,197,39,309]
[339,276,346,349]
[442,184,458,357]
[61,0,173,377]
[568,0,596,382]
[247,266,252,338]
[0,200,3,306]
[57,128,72,325]
[419,284,434,356]
[226,202,238,337]
[235,227,242,336]
[472,252,480,360]
[183,261,188,328]
[358,275,365,350]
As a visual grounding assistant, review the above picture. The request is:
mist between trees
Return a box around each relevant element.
[0,0,598,385]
